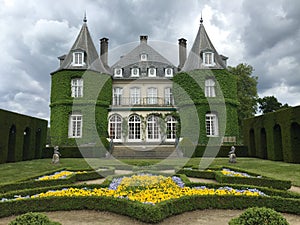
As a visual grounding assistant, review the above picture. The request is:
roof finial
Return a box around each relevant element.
[83,11,87,23]
[200,11,203,24]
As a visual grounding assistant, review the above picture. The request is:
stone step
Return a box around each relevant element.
[111,145,180,159]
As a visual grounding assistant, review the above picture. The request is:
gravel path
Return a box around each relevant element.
[1,210,299,225]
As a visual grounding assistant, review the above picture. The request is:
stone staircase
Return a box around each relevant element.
[111,144,180,159]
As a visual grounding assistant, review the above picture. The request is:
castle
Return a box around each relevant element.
[49,15,239,151]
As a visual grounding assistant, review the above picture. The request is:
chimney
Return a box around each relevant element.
[100,37,109,66]
[220,54,228,68]
[58,55,66,66]
[178,38,187,70]
[140,35,148,44]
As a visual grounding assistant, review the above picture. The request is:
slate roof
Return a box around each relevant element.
[112,39,176,79]
[52,20,110,74]
[182,22,227,71]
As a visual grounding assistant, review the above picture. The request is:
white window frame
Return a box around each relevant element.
[130,87,141,105]
[72,52,84,66]
[165,68,173,77]
[68,114,82,138]
[109,115,122,141]
[205,79,216,97]
[114,68,123,77]
[147,115,160,141]
[164,87,174,105]
[128,115,141,141]
[206,113,218,136]
[148,67,156,77]
[71,78,83,98]
[203,52,215,66]
[131,68,140,77]
[166,116,177,141]
[147,87,157,105]
[113,87,123,105]
[140,53,147,61]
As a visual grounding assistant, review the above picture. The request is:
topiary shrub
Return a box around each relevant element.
[229,207,289,225]
[9,212,61,225]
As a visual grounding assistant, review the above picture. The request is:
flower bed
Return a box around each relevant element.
[0,167,115,193]
[35,170,86,181]
[175,167,216,179]
[0,173,299,223]
[215,168,291,190]
[1,174,268,204]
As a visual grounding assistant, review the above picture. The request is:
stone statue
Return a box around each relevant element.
[229,146,236,163]
[52,146,61,164]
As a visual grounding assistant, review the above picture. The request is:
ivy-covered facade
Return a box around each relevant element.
[49,16,238,147]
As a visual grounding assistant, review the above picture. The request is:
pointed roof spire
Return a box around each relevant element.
[200,12,203,24]
[182,17,227,71]
[52,17,110,74]
[83,11,87,23]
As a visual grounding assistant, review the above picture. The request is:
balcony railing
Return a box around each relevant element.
[112,97,175,107]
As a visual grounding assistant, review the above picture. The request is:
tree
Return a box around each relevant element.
[228,63,258,133]
[257,96,290,114]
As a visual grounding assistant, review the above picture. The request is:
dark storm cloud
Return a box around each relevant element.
[1,0,300,121]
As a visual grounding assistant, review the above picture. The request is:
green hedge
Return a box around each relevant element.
[215,171,291,190]
[42,142,109,158]
[0,194,299,223]
[175,168,216,179]
[193,145,248,157]
[0,109,48,164]
[0,167,114,193]
[243,106,300,163]
[175,166,292,190]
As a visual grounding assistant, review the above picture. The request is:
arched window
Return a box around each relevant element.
[128,115,141,141]
[166,116,177,141]
[147,115,160,141]
[206,113,218,136]
[205,79,216,97]
[109,115,122,141]
[22,127,31,160]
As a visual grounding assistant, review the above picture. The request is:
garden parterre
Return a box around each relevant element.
[3,174,268,205]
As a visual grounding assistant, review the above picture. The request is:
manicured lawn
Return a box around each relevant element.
[0,157,299,186]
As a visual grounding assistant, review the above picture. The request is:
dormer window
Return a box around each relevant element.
[114,68,123,77]
[165,68,173,77]
[148,67,156,77]
[73,52,84,66]
[131,68,140,77]
[203,52,215,66]
[140,53,147,61]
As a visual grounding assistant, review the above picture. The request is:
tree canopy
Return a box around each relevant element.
[257,96,290,114]
[228,63,258,129]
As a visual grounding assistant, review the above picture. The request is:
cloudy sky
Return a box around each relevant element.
[1,0,300,123]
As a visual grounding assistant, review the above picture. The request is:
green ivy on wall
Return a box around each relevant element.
[50,69,112,147]
[173,69,239,145]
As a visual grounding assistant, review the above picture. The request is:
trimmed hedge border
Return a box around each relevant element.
[0,170,299,223]
[0,167,115,193]
[175,166,292,190]
[0,195,299,223]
